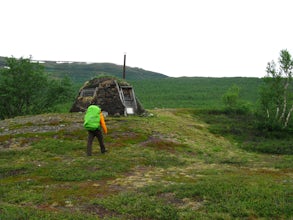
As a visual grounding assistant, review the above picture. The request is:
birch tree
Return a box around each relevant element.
[259,49,293,129]
[0,56,74,119]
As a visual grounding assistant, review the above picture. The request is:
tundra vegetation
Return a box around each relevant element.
[0,50,292,219]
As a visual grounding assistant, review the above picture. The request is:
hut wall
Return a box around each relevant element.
[95,80,125,115]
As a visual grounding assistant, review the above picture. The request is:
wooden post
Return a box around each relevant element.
[123,53,126,79]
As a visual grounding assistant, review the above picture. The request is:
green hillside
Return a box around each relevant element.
[0,109,292,219]
[0,56,168,83]
[1,55,263,113]
[131,77,263,109]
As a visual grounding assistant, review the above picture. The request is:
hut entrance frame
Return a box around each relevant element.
[80,87,98,97]
[120,85,137,114]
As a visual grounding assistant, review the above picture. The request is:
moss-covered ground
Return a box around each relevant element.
[0,109,292,219]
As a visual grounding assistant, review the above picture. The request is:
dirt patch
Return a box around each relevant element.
[0,167,28,178]
[158,192,183,205]
[35,179,123,215]
[107,131,146,148]
[82,204,122,219]
[0,137,40,150]
[158,192,205,210]
[141,136,176,152]
[109,131,142,140]
[140,135,185,153]
[110,165,159,190]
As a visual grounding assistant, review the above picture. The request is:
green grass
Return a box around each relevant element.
[0,203,97,220]
[130,77,262,109]
[54,77,262,113]
[139,173,292,219]
[92,192,179,220]
[0,109,292,219]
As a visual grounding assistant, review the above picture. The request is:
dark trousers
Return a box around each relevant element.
[87,129,106,155]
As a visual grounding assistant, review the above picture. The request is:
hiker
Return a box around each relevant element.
[84,104,108,155]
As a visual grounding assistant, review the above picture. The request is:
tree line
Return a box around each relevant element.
[222,49,293,130]
[0,56,74,119]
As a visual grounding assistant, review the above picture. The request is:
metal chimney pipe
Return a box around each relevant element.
[123,53,126,79]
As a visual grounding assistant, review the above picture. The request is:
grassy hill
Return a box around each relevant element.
[67,77,263,113]
[66,76,263,112]
[1,56,263,111]
[0,109,292,219]
[0,56,168,83]
[131,77,263,109]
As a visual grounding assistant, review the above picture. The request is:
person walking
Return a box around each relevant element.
[84,104,108,156]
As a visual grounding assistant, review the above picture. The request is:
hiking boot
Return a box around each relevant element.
[101,149,108,154]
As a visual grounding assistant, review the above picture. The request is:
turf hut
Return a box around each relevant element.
[70,77,145,116]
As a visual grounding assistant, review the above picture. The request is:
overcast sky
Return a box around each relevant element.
[1,0,293,78]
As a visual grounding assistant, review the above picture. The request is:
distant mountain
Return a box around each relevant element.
[0,56,168,84]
